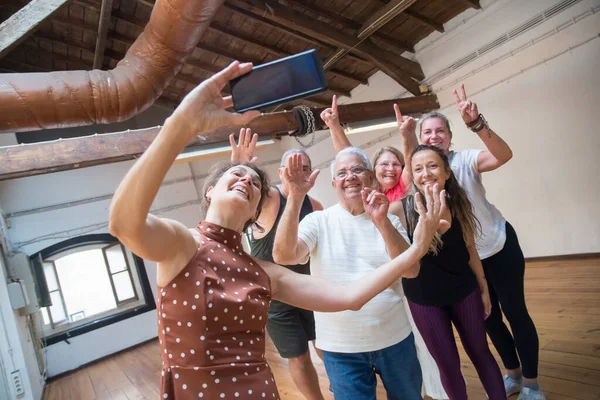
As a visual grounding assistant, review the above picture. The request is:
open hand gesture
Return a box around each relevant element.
[394,103,416,138]
[173,61,260,139]
[453,83,479,125]
[320,95,342,130]
[281,153,320,197]
[412,184,450,255]
[362,187,390,224]
[230,128,258,163]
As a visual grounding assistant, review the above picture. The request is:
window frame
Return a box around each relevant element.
[32,234,156,346]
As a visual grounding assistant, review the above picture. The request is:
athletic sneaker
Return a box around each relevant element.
[517,387,547,400]
[504,375,523,397]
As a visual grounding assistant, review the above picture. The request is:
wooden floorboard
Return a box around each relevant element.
[43,258,600,399]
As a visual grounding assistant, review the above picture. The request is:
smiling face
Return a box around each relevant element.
[411,149,451,194]
[206,165,264,224]
[374,150,403,191]
[420,117,452,154]
[332,153,374,203]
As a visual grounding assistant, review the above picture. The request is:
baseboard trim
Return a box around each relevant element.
[525,252,600,263]
[46,336,158,382]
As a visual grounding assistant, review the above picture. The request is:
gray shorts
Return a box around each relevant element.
[266,307,316,359]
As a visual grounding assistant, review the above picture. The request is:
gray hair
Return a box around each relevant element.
[418,111,452,135]
[280,149,312,168]
[330,147,372,178]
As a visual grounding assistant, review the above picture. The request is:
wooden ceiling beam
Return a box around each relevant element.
[92,0,114,69]
[222,2,371,66]
[404,9,444,33]
[278,0,414,53]
[110,9,357,96]
[226,0,423,94]
[0,0,70,59]
[0,95,439,181]
[358,0,418,39]
[325,0,417,75]
[453,0,481,10]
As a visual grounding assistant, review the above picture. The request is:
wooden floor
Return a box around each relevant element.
[44,258,600,399]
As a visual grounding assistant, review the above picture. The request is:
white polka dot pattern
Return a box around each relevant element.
[157,221,279,399]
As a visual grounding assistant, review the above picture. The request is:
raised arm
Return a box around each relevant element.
[454,84,513,173]
[321,95,352,152]
[272,154,320,265]
[109,62,260,265]
[395,104,419,187]
[265,184,446,312]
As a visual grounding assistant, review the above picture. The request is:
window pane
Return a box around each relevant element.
[113,271,136,302]
[41,307,51,325]
[43,263,59,292]
[49,291,66,323]
[55,249,117,319]
[105,245,128,273]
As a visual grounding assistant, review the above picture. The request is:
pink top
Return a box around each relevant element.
[384,179,408,203]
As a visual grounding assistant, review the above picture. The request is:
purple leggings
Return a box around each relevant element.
[409,289,505,400]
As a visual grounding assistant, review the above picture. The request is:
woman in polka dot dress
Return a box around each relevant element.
[109,61,446,399]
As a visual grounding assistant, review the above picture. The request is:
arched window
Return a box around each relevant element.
[31,234,155,345]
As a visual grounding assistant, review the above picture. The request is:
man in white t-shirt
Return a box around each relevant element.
[273,147,422,400]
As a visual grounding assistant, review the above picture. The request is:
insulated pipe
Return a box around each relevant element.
[0,0,224,133]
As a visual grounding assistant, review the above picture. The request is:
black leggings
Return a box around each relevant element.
[482,221,539,378]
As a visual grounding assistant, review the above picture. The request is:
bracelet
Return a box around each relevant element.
[468,114,488,133]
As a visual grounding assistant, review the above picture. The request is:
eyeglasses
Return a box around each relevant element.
[334,166,369,180]
[376,162,404,169]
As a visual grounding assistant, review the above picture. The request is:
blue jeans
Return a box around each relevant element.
[322,333,423,400]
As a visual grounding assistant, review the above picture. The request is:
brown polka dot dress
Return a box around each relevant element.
[157,221,280,399]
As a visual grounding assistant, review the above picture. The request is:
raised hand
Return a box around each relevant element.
[230,128,258,163]
[320,95,342,130]
[412,184,450,255]
[361,187,390,224]
[281,153,320,197]
[453,83,479,125]
[173,61,260,139]
[394,103,416,138]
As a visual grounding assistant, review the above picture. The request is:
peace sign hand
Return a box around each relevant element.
[453,83,479,125]
[394,103,417,138]
[320,95,342,130]
[230,128,258,163]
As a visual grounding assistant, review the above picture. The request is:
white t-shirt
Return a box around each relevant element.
[298,204,413,353]
[449,149,506,259]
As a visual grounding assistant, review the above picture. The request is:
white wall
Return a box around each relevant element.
[297,0,600,258]
[0,126,285,379]
[0,251,42,400]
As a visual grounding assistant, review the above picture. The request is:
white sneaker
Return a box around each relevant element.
[517,387,547,400]
[504,375,523,397]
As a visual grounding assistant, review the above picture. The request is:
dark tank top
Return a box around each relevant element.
[402,200,478,307]
[249,186,313,312]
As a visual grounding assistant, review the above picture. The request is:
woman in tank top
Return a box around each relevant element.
[419,84,544,400]
[108,61,446,400]
[398,144,505,400]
